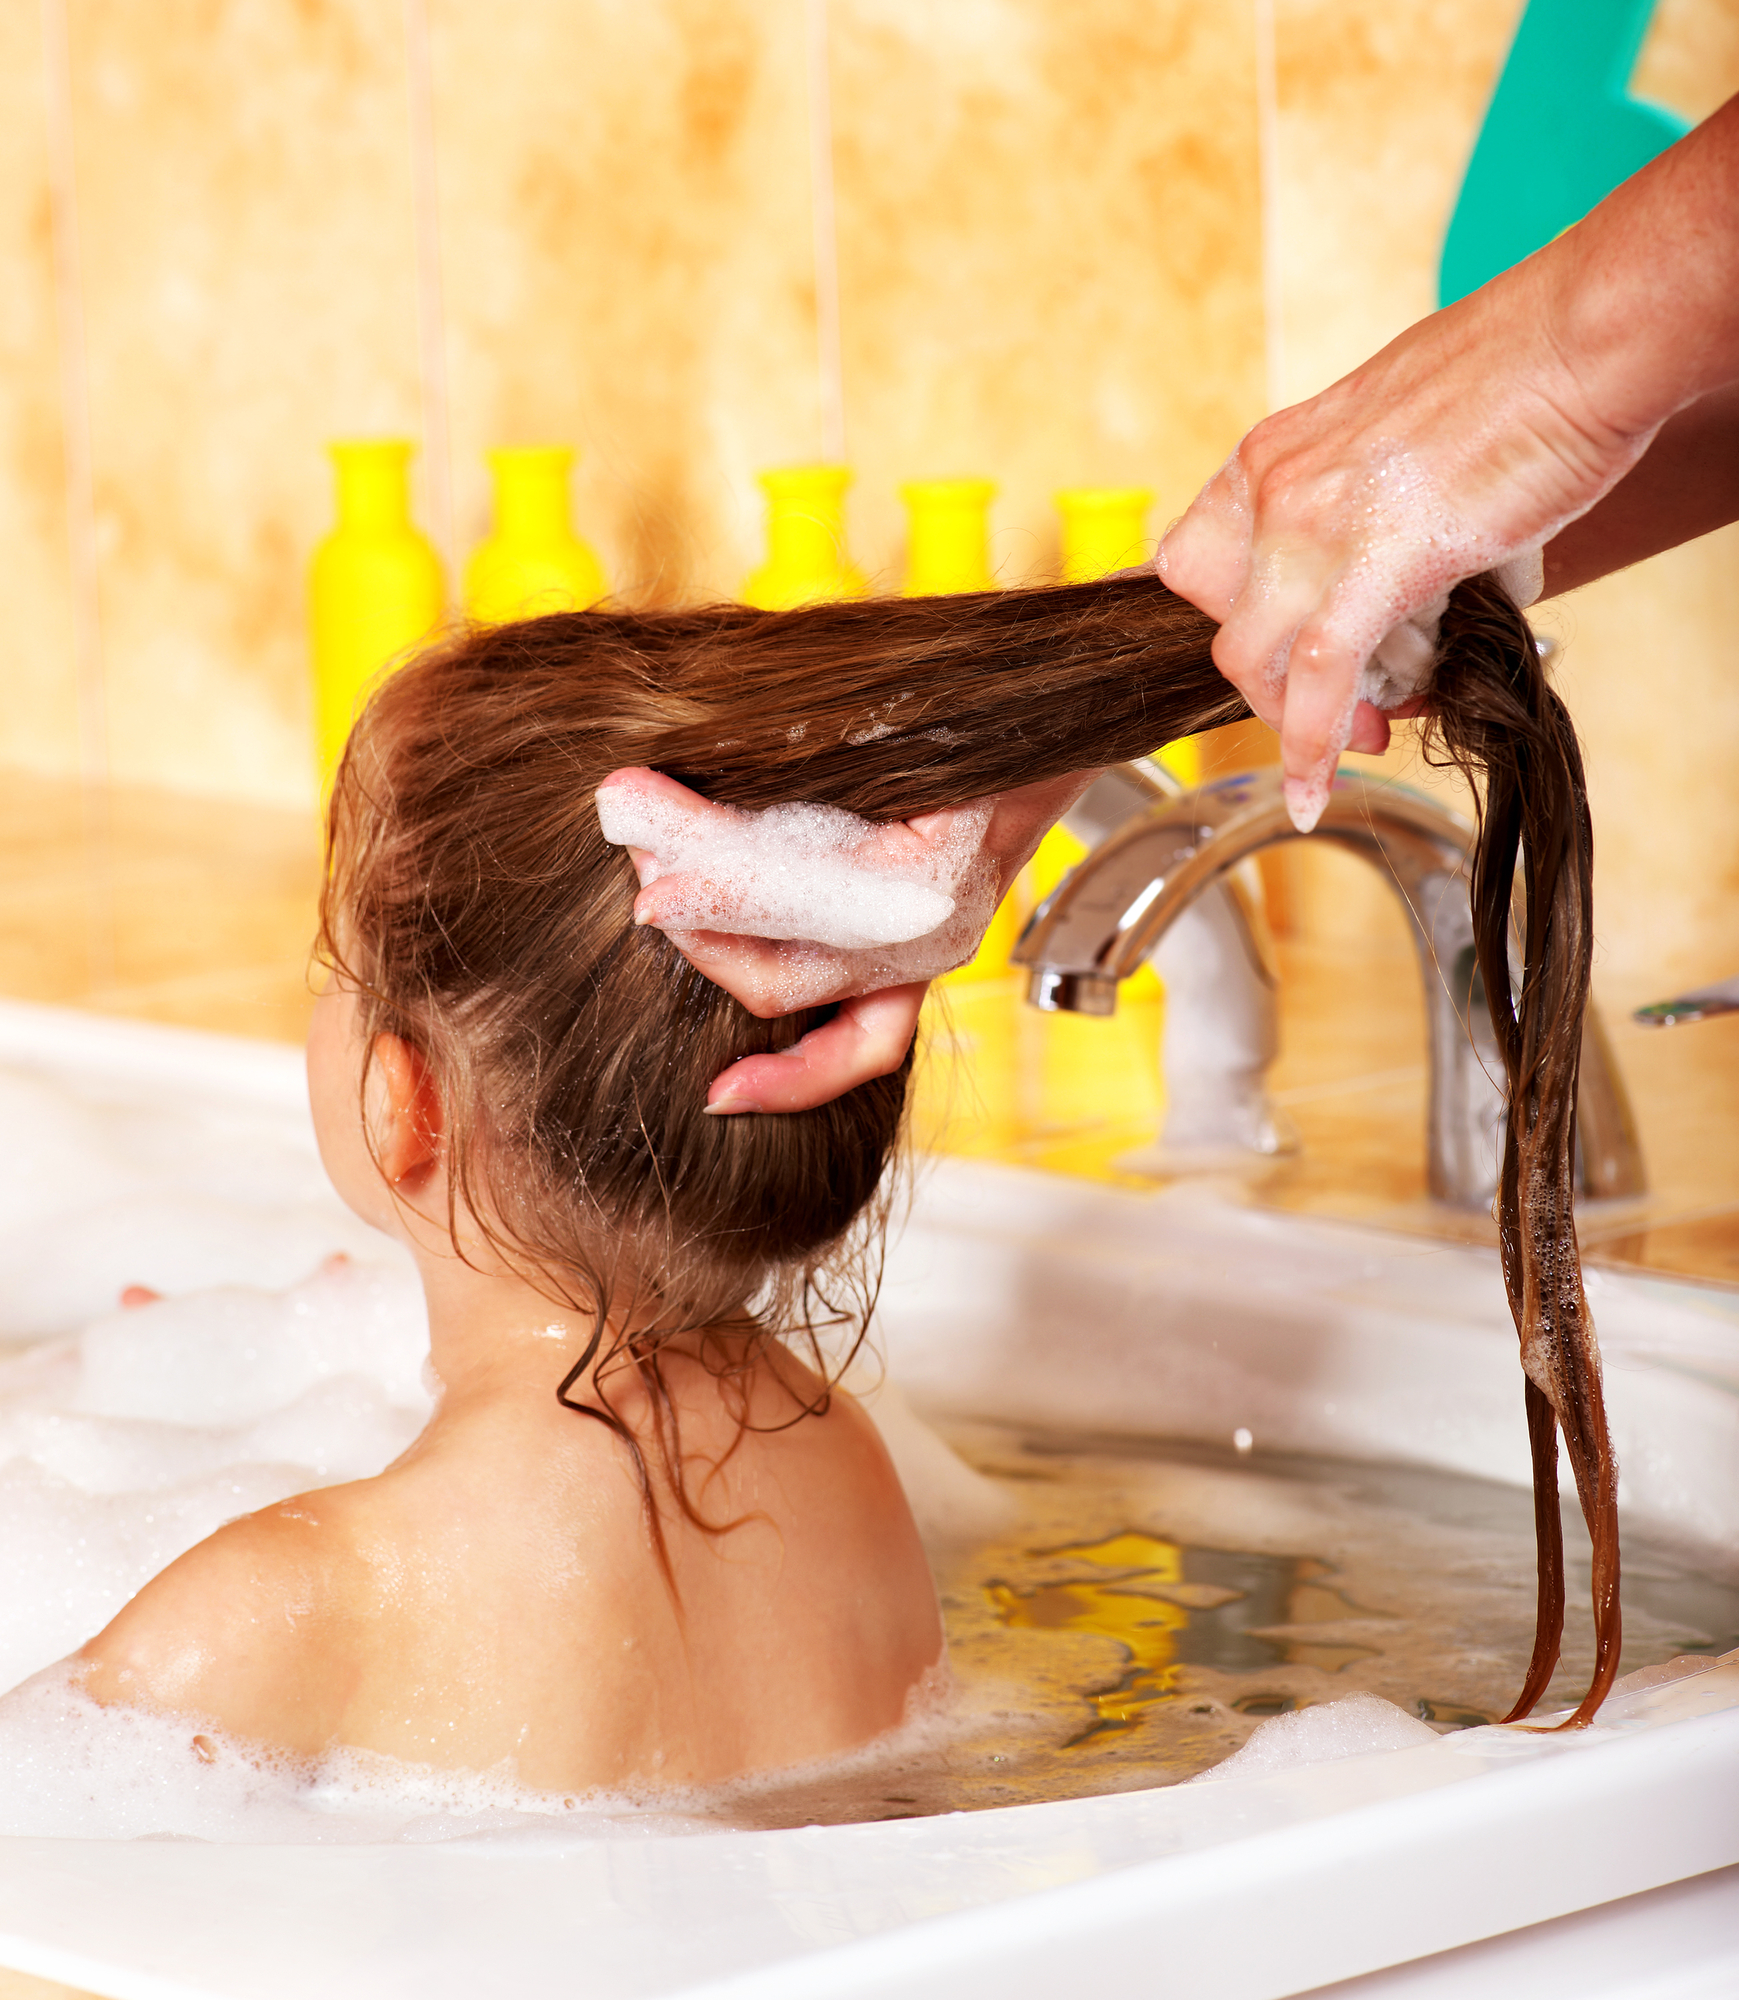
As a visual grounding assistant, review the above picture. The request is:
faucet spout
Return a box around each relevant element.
[1012,766,1645,1211]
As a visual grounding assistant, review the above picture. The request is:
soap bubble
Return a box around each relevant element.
[1189,1693,1437,1784]
[596,779,998,977]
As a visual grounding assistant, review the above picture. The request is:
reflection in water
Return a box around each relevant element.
[693,1425,1737,1831]
[988,1529,1385,1741]
[988,1531,1190,1739]
[1232,1691,1298,1717]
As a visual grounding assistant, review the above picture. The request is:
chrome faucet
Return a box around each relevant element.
[1060,760,1293,1164]
[1015,765,1646,1211]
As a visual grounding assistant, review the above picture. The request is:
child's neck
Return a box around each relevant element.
[382,1191,754,1490]
[410,1236,613,1423]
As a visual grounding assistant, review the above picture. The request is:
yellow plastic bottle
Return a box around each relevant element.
[1031,483,1173,1003]
[1054,484,1199,787]
[742,465,869,610]
[900,478,996,596]
[464,446,607,624]
[1055,485,1154,584]
[895,478,1003,986]
[309,440,445,786]
[921,487,1183,1165]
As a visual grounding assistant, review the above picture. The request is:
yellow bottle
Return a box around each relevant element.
[925,489,1177,1163]
[1039,484,1174,992]
[900,478,996,595]
[897,478,1001,985]
[743,465,869,609]
[1055,484,1199,785]
[309,440,445,786]
[464,446,607,624]
[1055,485,1154,583]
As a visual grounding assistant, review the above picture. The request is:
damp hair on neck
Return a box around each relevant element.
[324,570,1614,1723]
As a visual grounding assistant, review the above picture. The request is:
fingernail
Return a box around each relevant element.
[704,1097,763,1117]
[1283,774,1328,836]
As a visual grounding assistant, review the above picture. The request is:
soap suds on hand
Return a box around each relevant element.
[1358,545,1545,712]
[596,782,997,967]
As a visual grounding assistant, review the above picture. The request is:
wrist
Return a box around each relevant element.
[1539,101,1739,437]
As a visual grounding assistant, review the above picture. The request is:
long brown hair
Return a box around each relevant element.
[323,570,1614,1724]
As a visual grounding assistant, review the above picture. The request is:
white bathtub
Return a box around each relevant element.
[0,999,1733,2000]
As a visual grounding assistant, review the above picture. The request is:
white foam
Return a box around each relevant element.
[596,781,996,965]
[1188,1693,1438,1784]
[1356,547,1544,712]
[0,1257,431,1697]
[0,1661,669,1844]
[0,1651,965,1845]
[0,1065,396,1340]
[72,1259,430,1428]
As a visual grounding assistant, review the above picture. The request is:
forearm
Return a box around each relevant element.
[1543,381,1739,596]
[1542,93,1739,439]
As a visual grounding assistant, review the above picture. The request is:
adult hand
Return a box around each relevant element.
[1158,277,1646,832]
[596,765,1095,1113]
[1160,93,1739,833]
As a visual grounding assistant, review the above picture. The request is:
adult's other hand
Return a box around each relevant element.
[596,765,1095,1113]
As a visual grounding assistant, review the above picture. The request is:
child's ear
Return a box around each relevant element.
[367,1033,443,1187]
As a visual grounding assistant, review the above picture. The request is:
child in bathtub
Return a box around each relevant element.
[75,622,944,1794]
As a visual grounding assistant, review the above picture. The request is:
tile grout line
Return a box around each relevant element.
[38,0,115,998]
[1252,0,1285,415]
[404,0,455,576]
[805,0,847,465]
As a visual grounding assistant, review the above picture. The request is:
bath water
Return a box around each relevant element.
[0,1265,1732,1842]
[692,1421,1739,1829]
[0,1042,1732,1841]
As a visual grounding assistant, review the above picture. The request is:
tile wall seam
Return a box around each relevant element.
[1253,0,1285,415]
[37,0,113,993]
[405,0,455,575]
[805,0,846,465]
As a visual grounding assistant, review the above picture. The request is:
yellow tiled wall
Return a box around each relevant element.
[0,1,1735,993]
[826,1,1264,582]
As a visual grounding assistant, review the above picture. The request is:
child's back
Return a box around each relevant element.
[82,1342,939,1789]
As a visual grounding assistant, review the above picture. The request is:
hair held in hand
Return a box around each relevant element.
[331,570,1614,1725]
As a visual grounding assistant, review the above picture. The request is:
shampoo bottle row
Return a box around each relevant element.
[310,446,1159,787]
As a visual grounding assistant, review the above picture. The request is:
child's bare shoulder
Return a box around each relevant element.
[76,1492,361,1752]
